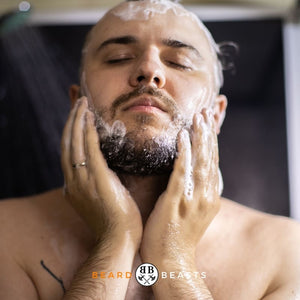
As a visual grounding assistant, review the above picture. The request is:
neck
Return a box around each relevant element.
[118,173,170,224]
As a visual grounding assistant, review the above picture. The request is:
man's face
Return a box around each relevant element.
[80,1,223,175]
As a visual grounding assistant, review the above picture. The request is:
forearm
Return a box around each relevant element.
[63,235,136,300]
[145,248,213,300]
[153,262,213,300]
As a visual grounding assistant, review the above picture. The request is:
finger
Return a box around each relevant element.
[61,98,82,182]
[192,112,209,171]
[192,111,214,200]
[71,97,88,180]
[207,109,220,191]
[166,129,193,203]
[209,131,220,197]
[84,110,119,196]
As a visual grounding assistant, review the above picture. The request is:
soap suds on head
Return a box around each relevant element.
[112,0,193,22]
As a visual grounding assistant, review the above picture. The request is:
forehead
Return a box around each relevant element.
[88,1,212,53]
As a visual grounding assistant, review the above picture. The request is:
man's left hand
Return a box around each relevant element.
[141,109,220,267]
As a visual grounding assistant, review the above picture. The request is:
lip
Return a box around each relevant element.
[123,96,167,113]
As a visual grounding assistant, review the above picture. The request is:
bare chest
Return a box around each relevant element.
[23,234,270,300]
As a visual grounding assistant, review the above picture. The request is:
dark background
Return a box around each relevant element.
[0,19,289,216]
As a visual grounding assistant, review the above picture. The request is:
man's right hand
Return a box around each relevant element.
[61,97,142,247]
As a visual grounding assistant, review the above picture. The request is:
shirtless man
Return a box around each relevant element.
[0,0,299,299]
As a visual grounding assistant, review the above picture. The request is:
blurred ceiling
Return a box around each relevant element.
[1,0,297,12]
[0,0,298,24]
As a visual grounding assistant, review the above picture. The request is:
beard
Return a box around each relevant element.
[95,115,190,176]
[89,85,191,176]
[100,129,177,175]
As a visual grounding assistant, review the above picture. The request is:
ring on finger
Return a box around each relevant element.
[72,161,87,169]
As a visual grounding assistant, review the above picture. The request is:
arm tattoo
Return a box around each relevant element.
[40,260,66,293]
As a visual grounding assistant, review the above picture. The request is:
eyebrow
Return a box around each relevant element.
[96,35,202,59]
[162,38,202,59]
[97,35,138,51]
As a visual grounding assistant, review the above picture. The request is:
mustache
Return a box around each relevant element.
[110,85,179,118]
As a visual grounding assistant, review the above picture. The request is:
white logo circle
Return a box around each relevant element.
[135,263,159,286]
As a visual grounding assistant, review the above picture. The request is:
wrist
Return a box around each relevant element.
[97,231,140,254]
[96,220,142,251]
[141,244,196,268]
[151,262,212,300]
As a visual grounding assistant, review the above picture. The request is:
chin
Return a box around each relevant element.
[97,115,181,175]
[100,130,177,176]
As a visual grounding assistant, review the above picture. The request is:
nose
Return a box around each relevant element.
[129,50,166,89]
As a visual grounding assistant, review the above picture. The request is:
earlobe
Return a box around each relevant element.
[213,94,228,134]
[69,84,81,108]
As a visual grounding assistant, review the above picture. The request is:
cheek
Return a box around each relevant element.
[85,69,126,111]
[171,72,215,118]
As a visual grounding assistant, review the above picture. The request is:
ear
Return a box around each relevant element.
[213,94,227,134]
[69,84,81,108]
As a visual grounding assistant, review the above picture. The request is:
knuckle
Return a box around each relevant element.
[194,169,208,182]
[193,169,203,181]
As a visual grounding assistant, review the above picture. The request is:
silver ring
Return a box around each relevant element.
[72,161,87,169]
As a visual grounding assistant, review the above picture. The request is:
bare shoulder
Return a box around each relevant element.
[220,197,300,245]
[0,193,37,248]
[0,189,64,253]
[0,187,93,272]
[219,198,300,296]
[0,188,92,253]
[0,189,94,299]
[0,190,61,300]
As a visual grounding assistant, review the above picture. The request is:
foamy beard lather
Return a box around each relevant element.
[81,71,189,176]
[81,72,223,195]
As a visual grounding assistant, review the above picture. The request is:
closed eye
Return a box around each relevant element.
[106,57,133,64]
[167,61,191,70]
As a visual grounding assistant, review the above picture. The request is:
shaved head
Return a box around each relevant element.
[80,0,224,92]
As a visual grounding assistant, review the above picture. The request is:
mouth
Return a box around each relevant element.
[122,96,167,113]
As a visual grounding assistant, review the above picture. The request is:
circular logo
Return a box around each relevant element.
[135,263,159,286]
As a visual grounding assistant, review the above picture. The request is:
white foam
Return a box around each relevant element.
[112,0,193,22]
[180,129,194,201]
[218,167,224,196]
